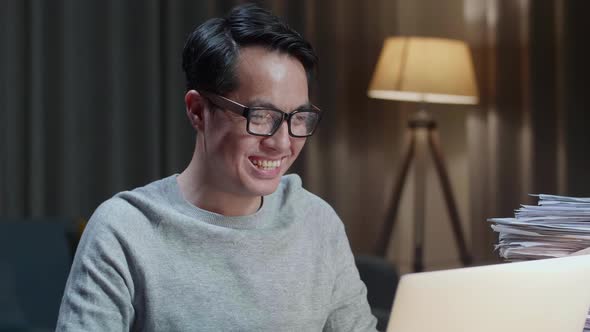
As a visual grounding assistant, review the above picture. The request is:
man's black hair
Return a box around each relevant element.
[182,3,318,95]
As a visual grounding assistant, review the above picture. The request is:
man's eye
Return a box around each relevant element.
[294,114,307,121]
[250,112,272,124]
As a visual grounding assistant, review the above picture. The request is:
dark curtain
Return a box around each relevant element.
[2,0,589,267]
[0,0,404,255]
[1,0,197,217]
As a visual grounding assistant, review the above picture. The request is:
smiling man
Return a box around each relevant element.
[56,4,377,332]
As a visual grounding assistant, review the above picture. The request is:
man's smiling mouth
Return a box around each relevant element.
[249,157,282,170]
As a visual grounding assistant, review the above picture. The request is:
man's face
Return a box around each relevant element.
[200,46,309,198]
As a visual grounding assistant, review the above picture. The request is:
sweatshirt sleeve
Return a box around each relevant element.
[56,201,135,331]
[323,219,378,332]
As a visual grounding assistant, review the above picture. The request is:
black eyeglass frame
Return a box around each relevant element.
[199,90,322,138]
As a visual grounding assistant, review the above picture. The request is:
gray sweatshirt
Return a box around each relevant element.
[56,174,377,331]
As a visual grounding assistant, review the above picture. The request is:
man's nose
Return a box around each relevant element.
[263,121,291,150]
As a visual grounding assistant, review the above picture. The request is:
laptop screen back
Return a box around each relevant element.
[387,255,590,332]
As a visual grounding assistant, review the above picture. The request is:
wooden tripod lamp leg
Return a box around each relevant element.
[376,128,416,257]
[427,128,472,266]
[412,128,428,272]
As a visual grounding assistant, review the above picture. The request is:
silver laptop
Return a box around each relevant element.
[386,255,590,332]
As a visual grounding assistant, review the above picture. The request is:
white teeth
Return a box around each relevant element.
[251,158,282,169]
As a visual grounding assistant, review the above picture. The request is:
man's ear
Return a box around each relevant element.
[185,90,207,131]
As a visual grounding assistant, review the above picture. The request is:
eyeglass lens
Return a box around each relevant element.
[248,109,319,136]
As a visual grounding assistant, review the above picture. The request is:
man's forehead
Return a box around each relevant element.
[230,47,310,111]
[235,47,307,79]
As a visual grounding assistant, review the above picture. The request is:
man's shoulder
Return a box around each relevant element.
[117,175,176,203]
[87,175,177,232]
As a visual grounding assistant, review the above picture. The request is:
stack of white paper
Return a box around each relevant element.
[489,194,590,261]
[489,194,590,331]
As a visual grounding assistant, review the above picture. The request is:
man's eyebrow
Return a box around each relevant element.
[293,103,315,111]
[248,99,313,111]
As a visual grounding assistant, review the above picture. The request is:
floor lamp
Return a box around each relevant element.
[368,37,478,272]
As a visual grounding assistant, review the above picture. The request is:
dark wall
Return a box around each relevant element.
[564,1,590,196]
[530,0,558,194]
[529,0,590,197]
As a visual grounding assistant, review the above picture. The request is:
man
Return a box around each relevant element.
[57,4,377,331]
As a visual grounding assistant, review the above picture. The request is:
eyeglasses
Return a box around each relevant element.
[199,91,322,137]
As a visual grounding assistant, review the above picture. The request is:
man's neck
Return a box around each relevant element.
[177,163,262,217]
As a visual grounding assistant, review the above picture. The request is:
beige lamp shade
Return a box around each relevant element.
[368,36,479,105]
